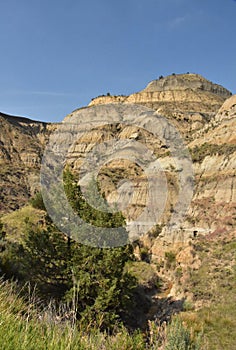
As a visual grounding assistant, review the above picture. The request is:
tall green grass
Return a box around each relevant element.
[0,279,203,350]
[0,279,145,350]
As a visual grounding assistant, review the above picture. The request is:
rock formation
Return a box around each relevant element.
[0,73,235,245]
[89,73,232,137]
[0,113,55,212]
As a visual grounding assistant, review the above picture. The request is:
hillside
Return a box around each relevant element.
[89,73,232,137]
[1,73,235,238]
[0,72,236,349]
[0,113,55,212]
[65,73,235,242]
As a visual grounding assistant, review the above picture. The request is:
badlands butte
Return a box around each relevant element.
[0,73,236,251]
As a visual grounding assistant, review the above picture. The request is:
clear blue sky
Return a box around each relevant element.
[1,0,236,122]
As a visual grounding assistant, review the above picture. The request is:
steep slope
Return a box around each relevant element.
[0,74,235,350]
[65,74,234,238]
[0,113,54,213]
[186,95,236,232]
[0,73,234,234]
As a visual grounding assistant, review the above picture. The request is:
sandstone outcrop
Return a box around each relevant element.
[0,113,55,212]
[1,75,235,334]
[185,95,236,234]
[1,74,235,244]
[88,73,232,137]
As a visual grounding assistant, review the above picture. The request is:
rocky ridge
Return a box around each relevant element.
[0,73,235,240]
[0,74,235,349]
[67,74,235,241]
[89,73,232,137]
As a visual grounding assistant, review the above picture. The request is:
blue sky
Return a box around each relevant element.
[1,0,236,122]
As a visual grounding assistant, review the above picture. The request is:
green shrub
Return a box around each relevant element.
[140,246,149,261]
[183,300,194,312]
[165,318,202,350]
[30,192,46,211]
[149,224,162,238]
[175,266,183,279]
[189,143,236,163]
[165,251,176,269]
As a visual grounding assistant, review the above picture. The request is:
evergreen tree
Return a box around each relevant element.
[7,169,137,330]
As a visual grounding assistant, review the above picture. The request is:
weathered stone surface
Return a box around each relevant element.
[0,74,235,243]
[0,113,55,212]
[185,94,236,233]
[89,95,127,106]
[1,75,235,321]
[88,73,232,137]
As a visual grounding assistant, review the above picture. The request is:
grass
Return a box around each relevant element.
[0,278,204,350]
[1,205,45,242]
[0,279,146,350]
[180,234,236,350]
[5,200,234,349]
[125,261,160,289]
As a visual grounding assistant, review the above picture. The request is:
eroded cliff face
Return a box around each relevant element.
[186,95,236,233]
[148,94,236,272]
[0,113,55,212]
[67,74,235,241]
[0,74,235,245]
[1,75,235,332]
[65,85,236,308]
